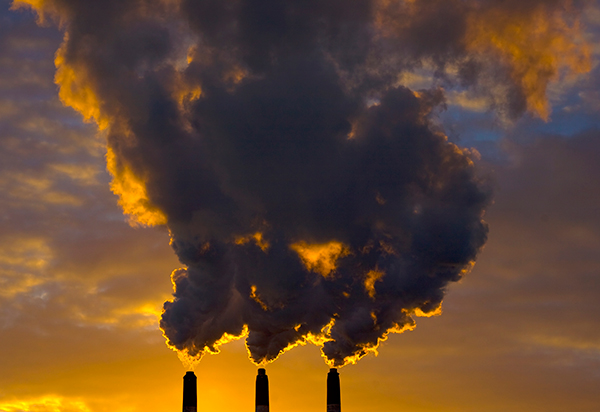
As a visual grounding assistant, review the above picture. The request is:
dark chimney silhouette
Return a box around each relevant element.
[255,368,270,412]
[327,368,341,412]
[183,371,197,412]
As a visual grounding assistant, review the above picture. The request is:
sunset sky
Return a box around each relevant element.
[1,0,600,411]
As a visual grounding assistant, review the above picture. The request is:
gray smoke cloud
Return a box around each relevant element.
[14,0,589,366]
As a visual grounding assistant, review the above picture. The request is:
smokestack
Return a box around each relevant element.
[183,371,197,412]
[255,368,269,412]
[327,368,341,412]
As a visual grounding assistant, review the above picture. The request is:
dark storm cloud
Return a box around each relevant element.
[157,81,490,365]
[14,0,590,365]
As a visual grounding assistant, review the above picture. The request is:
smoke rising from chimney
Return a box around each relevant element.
[13,0,591,367]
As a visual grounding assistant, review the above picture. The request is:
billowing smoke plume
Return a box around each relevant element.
[14,0,590,366]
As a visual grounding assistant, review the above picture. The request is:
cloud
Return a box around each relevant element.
[458,129,600,365]
[346,129,600,411]
[0,0,180,362]
[11,0,597,368]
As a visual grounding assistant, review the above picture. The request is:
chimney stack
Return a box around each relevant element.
[327,368,341,412]
[183,371,197,412]
[255,368,270,412]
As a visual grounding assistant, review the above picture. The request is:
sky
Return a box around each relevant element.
[1,0,600,411]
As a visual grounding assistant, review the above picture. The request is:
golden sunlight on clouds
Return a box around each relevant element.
[364,268,385,299]
[249,285,269,311]
[172,66,202,107]
[374,0,592,119]
[48,163,100,187]
[252,321,336,367]
[10,0,50,22]
[446,90,489,112]
[529,335,600,353]
[53,43,110,130]
[289,241,349,277]
[0,235,51,301]
[465,5,591,120]
[0,236,52,280]
[413,303,443,318]
[0,171,86,208]
[3,1,600,411]
[173,326,250,370]
[0,274,45,298]
[41,191,83,206]
[70,300,167,330]
[106,147,167,227]
[17,17,166,227]
[332,319,417,368]
[235,232,270,252]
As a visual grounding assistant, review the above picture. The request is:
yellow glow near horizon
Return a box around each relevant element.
[0,396,91,412]
[290,241,349,278]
